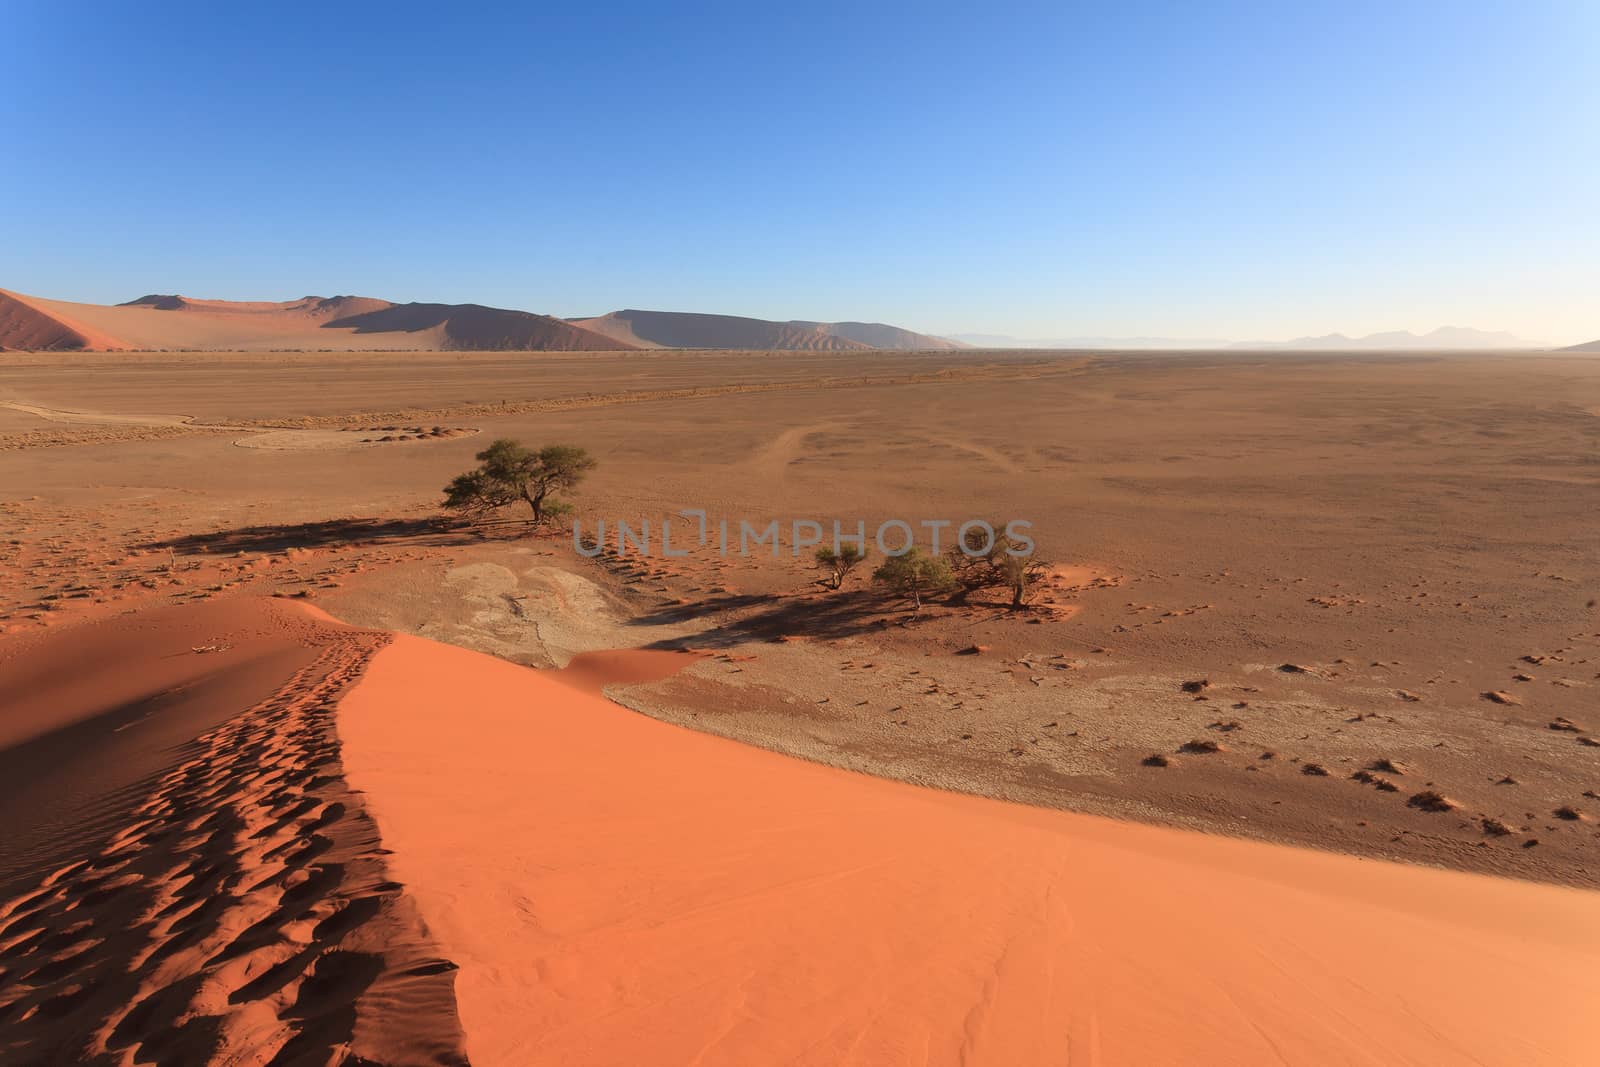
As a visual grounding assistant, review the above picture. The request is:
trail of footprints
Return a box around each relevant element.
[0,632,468,1065]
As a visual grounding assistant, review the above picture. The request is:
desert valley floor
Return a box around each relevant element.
[2,347,1598,1064]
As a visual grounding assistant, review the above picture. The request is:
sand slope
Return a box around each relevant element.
[0,599,467,1065]
[0,289,633,353]
[811,319,971,350]
[569,309,965,351]
[570,309,872,350]
[323,302,633,351]
[341,634,1600,1067]
[0,289,125,351]
[0,289,400,352]
[0,288,964,352]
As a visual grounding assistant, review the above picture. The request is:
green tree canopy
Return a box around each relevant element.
[443,439,596,524]
[872,548,957,612]
[948,521,1046,608]
[815,544,868,590]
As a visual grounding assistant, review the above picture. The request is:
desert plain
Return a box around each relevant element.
[2,345,1599,1064]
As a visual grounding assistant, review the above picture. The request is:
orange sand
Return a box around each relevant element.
[339,635,1600,1066]
[549,647,706,695]
[0,599,468,1063]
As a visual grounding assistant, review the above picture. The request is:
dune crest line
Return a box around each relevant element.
[340,632,1600,1067]
[0,607,468,1066]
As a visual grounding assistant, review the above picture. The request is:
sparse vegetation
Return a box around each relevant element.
[872,548,957,612]
[814,544,868,590]
[1407,790,1457,813]
[1372,778,1399,792]
[948,522,1046,607]
[442,439,595,525]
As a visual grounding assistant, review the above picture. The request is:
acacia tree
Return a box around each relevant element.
[814,544,868,590]
[872,548,957,612]
[442,439,596,524]
[996,550,1047,608]
[949,522,1046,608]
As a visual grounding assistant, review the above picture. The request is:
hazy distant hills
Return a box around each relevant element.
[0,288,965,352]
[1560,338,1600,351]
[949,334,1229,350]
[568,310,966,351]
[952,326,1542,351]
[1230,326,1536,350]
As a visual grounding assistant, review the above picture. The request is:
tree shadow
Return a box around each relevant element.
[629,588,904,649]
[138,516,525,556]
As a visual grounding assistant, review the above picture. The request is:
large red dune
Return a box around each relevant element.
[568,308,967,351]
[0,288,127,352]
[0,288,638,354]
[0,287,966,352]
[340,633,1600,1067]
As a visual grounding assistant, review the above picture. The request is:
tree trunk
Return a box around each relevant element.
[523,485,548,523]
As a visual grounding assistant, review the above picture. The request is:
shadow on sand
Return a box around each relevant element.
[630,588,904,649]
[139,516,537,556]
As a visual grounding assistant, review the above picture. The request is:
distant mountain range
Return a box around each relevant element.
[1560,338,1600,352]
[0,288,963,352]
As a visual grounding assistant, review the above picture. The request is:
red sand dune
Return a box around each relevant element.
[0,288,965,352]
[811,319,971,350]
[0,288,127,351]
[119,293,394,319]
[0,599,324,887]
[570,309,870,350]
[0,600,467,1064]
[569,309,966,351]
[341,634,1600,1067]
[0,288,630,353]
[321,302,634,351]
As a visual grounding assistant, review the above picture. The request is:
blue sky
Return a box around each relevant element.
[4,2,1597,342]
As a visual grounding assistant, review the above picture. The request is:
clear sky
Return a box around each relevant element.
[4,2,1597,343]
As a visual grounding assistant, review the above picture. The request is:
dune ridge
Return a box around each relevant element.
[812,319,971,350]
[0,288,965,353]
[0,288,630,354]
[340,632,1600,1067]
[322,302,633,351]
[119,294,395,320]
[569,308,967,351]
[0,289,122,352]
[0,599,467,1065]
